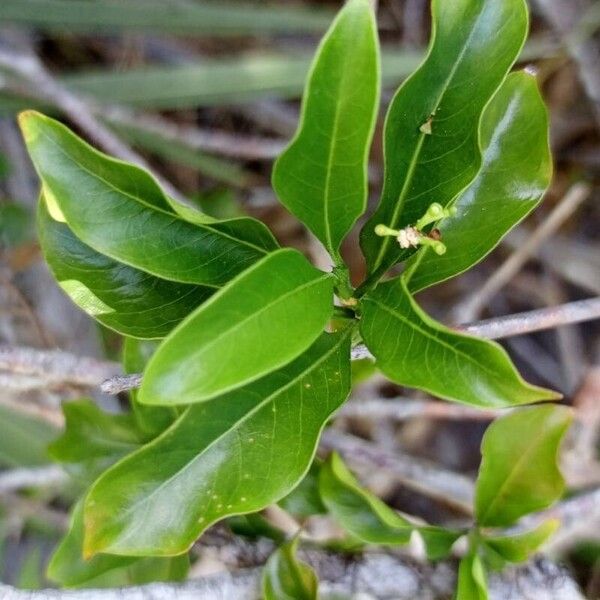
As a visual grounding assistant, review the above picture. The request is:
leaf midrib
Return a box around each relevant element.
[365,295,501,381]
[477,423,558,525]
[321,14,359,254]
[37,125,269,256]
[177,273,331,385]
[373,3,487,270]
[106,331,348,523]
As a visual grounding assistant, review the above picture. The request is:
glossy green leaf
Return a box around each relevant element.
[475,405,572,527]
[48,501,135,587]
[48,399,143,471]
[456,552,488,600]
[84,331,351,556]
[122,338,178,438]
[360,0,528,277]
[139,249,334,405]
[38,200,213,339]
[406,71,552,292]
[48,500,188,588]
[360,277,559,407]
[319,452,412,545]
[19,111,276,287]
[263,537,318,600]
[0,405,57,467]
[272,0,380,257]
[483,519,559,563]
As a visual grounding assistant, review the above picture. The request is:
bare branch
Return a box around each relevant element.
[459,296,600,340]
[0,344,120,388]
[339,397,502,422]
[101,105,285,161]
[1,297,598,395]
[0,39,188,204]
[0,553,585,599]
[0,465,68,494]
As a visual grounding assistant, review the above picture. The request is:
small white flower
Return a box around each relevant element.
[397,226,420,249]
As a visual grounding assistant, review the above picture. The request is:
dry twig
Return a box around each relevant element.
[0,40,187,204]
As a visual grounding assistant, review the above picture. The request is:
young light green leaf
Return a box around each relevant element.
[360,0,528,277]
[319,452,412,545]
[475,405,572,527]
[272,0,380,258]
[483,519,559,563]
[456,551,489,600]
[38,200,213,339]
[406,71,552,292]
[48,399,144,471]
[48,500,135,587]
[48,500,188,588]
[19,111,276,287]
[139,248,334,405]
[262,537,318,600]
[360,277,559,407]
[122,338,178,438]
[419,526,464,561]
[84,331,351,556]
[319,452,463,556]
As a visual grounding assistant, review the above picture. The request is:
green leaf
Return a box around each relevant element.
[0,405,57,467]
[482,519,559,563]
[263,537,318,600]
[0,0,334,36]
[319,452,412,545]
[84,330,351,556]
[122,338,178,437]
[360,277,559,407]
[16,546,43,590]
[360,0,528,277]
[19,111,275,287]
[475,405,572,527]
[272,0,380,258]
[318,453,463,557]
[62,51,417,110]
[48,500,187,588]
[456,551,488,600]
[279,462,327,520]
[419,526,464,561]
[139,248,334,405]
[48,500,135,587]
[38,199,213,339]
[48,399,143,471]
[405,71,552,292]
